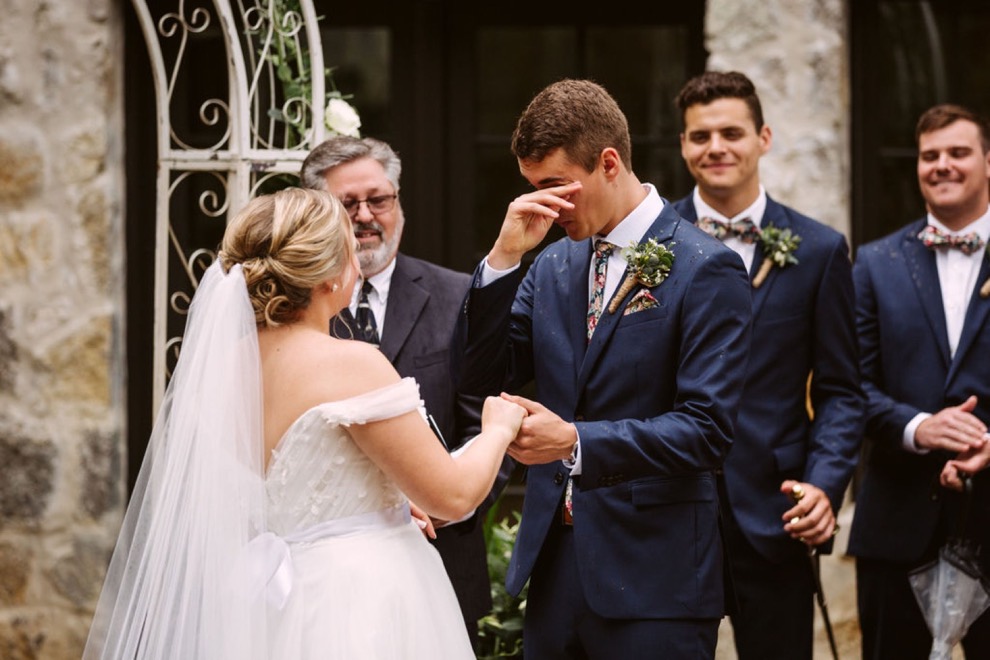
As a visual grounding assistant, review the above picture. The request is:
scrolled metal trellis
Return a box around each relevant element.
[130,0,328,410]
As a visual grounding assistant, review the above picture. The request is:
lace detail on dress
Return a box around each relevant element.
[265,378,425,536]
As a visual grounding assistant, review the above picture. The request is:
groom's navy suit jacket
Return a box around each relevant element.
[673,195,864,562]
[457,202,752,619]
[847,218,990,569]
[332,252,496,624]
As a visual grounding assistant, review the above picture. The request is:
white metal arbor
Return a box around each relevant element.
[130,0,328,408]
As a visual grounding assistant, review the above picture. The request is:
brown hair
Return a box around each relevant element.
[218,188,354,327]
[674,70,765,132]
[915,104,990,152]
[511,79,632,173]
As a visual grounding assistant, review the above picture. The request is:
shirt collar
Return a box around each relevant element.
[927,206,990,242]
[598,183,664,247]
[692,185,768,228]
[351,256,397,306]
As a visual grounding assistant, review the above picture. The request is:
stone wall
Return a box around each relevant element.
[706,0,851,236]
[704,0,859,657]
[0,0,125,657]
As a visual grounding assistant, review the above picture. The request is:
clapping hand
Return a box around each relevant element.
[940,438,990,491]
[915,395,988,454]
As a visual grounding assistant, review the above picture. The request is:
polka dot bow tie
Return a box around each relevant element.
[917,225,985,256]
[697,216,761,244]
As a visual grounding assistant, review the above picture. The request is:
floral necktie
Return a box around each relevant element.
[697,216,761,244]
[918,225,985,255]
[586,239,614,341]
[355,280,380,346]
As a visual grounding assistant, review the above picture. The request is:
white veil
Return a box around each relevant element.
[84,261,268,660]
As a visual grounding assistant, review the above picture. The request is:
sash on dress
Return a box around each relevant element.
[239,503,412,609]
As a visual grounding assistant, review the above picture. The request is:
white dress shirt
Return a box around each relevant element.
[349,257,396,333]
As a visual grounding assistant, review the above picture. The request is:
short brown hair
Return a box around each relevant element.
[511,79,632,173]
[915,104,990,152]
[674,70,765,132]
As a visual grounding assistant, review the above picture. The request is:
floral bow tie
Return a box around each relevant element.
[697,216,761,244]
[917,225,985,255]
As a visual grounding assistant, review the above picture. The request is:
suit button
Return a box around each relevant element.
[553,473,564,485]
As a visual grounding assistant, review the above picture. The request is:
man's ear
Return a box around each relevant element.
[600,147,623,180]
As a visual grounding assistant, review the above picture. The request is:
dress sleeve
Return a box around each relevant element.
[317,377,426,426]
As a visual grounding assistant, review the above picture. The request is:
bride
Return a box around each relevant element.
[83,187,525,659]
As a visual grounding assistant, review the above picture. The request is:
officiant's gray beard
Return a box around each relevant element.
[357,212,404,276]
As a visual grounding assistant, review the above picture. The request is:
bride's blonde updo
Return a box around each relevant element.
[218,187,353,327]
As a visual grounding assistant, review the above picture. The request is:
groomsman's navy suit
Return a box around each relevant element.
[332,252,501,637]
[674,194,864,656]
[457,201,752,653]
[848,218,990,658]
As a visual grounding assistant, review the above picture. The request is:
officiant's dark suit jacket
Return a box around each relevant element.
[457,202,752,623]
[331,252,499,626]
[673,195,864,563]
[847,218,990,571]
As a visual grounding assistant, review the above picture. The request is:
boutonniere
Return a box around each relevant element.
[981,244,990,298]
[608,238,675,313]
[753,224,801,288]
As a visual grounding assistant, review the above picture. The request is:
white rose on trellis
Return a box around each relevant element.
[325,97,361,137]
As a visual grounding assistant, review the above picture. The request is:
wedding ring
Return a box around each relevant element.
[831,523,840,537]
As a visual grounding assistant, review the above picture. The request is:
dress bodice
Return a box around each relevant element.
[265,378,424,536]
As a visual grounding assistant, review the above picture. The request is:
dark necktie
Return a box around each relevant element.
[586,239,614,341]
[355,280,380,346]
[697,216,761,244]
[918,225,985,256]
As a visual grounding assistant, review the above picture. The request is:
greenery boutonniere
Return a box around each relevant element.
[608,238,675,313]
[753,225,801,288]
[981,244,990,298]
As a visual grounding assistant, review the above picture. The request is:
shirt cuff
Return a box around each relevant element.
[903,412,932,454]
[563,431,581,475]
[478,257,521,288]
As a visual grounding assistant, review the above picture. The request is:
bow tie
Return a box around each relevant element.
[917,225,985,255]
[697,216,761,244]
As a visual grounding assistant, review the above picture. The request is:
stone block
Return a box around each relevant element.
[0,431,55,524]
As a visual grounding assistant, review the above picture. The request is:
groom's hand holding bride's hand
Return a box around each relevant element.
[499,393,577,465]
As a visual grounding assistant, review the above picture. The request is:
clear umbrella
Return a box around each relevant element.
[908,477,990,660]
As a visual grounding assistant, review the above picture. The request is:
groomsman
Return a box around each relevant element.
[848,103,990,659]
[300,136,508,649]
[672,70,864,659]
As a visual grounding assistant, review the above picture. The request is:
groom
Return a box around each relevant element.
[456,79,753,658]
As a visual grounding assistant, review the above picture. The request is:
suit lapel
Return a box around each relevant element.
[576,206,679,393]
[378,255,428,362]
[947,251,990,384]
[750,197,788,318]
[903,225,952,370]
[566,238,593,383]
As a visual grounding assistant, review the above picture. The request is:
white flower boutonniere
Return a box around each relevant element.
[753,224,801,288]
[608,238,675,313]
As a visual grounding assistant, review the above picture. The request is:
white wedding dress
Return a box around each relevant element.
[262,377,475,658]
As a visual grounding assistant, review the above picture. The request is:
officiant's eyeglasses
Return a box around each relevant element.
[341,194,398,217]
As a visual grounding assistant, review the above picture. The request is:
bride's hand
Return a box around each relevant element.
[408,501,437,539]
[482,395,527,443]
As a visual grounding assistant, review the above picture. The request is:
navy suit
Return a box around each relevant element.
[457,202,752,656]
[848,218,990,659]
[674,195,864,657]
[332,252,498,640]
